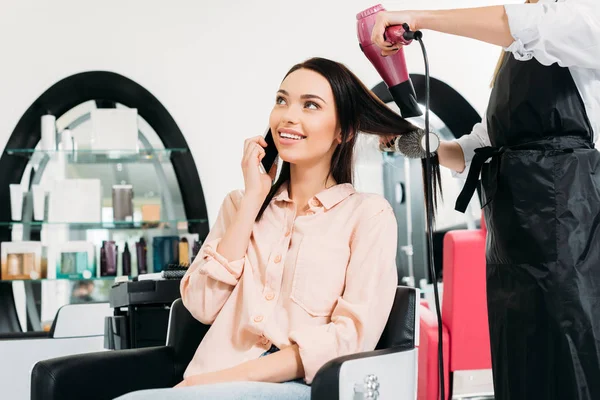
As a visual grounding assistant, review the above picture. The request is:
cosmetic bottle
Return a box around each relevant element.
[122,242,131,277]
[100,241,118,276]
[179,238,189,266]
[136,238,147,275]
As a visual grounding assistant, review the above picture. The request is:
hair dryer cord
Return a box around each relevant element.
[416,35,446,400]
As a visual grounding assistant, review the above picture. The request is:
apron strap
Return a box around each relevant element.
[455,146,505,213]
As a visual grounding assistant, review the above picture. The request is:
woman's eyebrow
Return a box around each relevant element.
[277,90,326,104]
[301,94,326,103]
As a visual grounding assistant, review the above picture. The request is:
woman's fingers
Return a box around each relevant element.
[243,136,266,164]
[257,135,268,148]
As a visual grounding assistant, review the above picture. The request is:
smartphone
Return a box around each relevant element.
[261,129,279,176]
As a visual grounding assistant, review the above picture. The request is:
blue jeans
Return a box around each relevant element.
[113,346,311,400]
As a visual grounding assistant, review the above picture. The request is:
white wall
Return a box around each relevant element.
[0,0,520,224]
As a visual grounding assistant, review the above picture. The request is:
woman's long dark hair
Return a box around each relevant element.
[256,57,442,221]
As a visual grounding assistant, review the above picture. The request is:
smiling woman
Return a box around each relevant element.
[116,57,422,400]
[257,57,429,220]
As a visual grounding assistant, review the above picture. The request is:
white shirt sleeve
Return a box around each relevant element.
[504,0,600,69]
[451,113,491,179]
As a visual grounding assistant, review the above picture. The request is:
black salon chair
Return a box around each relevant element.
[31,286,418,400]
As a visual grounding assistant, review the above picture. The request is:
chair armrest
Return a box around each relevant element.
[31,346,176,400]
[311,347,417,400]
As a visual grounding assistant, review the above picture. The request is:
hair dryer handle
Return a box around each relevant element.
[385,24,419,45]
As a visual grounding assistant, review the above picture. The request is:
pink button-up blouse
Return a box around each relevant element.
[180,183,398,383]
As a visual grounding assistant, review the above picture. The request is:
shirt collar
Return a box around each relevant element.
[273,182,355,210]
[273,184,293,203]
[314,183,355,209]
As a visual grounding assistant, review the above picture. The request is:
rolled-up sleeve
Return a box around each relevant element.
[180,191,245,324]
[289,203,399,384]
[504,0,600,69]
[452,113,491,179]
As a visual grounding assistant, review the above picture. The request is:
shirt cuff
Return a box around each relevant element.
[454,135,480,163]
[451,161,471,180]
[451,136,479,179]
[198,239,245,286]
[503,4,540,61]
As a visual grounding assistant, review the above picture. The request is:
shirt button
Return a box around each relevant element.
[310,198,320,207]
[285,230,291,237]
[253,315,263,323]
[274,254,282,263]
[261,337,270,345]
[265,292,275,301]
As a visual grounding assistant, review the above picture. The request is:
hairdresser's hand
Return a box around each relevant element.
[371,10,420,56]
[379,134,396,149]
[242,136,272,202]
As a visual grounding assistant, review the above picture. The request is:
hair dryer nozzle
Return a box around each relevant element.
[389,80,422,118]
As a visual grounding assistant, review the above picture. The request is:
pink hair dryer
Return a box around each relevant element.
[357,4,422,118]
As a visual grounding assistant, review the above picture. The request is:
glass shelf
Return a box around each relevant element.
[0,277,120,283]
[0,219,207,230]
[4,148,188,164]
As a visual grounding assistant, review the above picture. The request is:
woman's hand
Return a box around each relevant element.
[173,373,224,388]
[242,136,273,202]
[174,365,250,388]
[173,345,304,388]
[371,10,421,56]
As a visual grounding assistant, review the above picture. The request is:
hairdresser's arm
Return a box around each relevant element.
[419,7,513,47]
[438,142,466,173]
[373,6,513,52]
[375,1,600,69]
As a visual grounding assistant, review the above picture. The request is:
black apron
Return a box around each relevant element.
[455,53,600,399]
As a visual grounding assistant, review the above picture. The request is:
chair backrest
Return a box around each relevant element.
[49,302,112,338]
[166,299,210,378]
[441,227,491,372]
[376,286,418,351]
